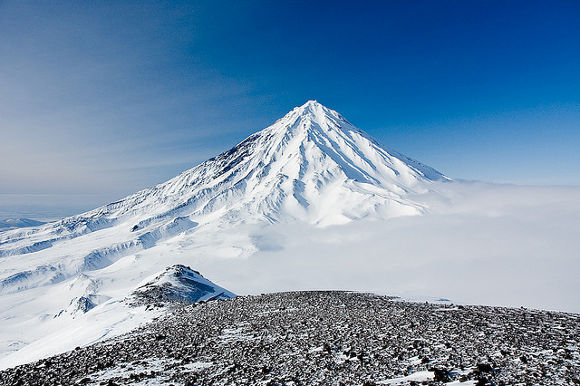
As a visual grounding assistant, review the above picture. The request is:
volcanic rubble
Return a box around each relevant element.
[1,291,579,385]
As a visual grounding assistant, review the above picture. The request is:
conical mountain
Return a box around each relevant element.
[0,101,447,292]
[1,101,446,254]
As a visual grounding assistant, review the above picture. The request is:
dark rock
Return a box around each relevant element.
[433,368,451,382]
[477,363,493,372]
[0,291,578,385]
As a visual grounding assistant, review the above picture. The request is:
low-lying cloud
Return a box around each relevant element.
[196,182,580,312]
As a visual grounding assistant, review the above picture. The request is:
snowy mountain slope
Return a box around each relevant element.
[0,266,234,370]
[0,100,449,366]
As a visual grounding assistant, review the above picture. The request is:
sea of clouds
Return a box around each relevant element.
[195,182,580,312]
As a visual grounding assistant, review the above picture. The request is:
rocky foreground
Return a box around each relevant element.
[1,291,579,385]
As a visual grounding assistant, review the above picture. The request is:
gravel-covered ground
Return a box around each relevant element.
[1,291,579,385]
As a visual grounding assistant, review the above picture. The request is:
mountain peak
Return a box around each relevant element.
[289,100,331,117]
[276,100,350,136]
[297,99,327,114]
[301,99,319,107]
[131,265,235,305]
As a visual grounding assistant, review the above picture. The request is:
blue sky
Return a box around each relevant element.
[1,0,579,208]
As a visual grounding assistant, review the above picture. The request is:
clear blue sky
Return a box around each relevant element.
[1,0,579,203]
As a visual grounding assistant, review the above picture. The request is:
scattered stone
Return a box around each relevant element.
[0,291,578,385]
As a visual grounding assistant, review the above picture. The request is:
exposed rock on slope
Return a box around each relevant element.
[130,264,236,305]
[1,292,578,385]
[0,266,235,370]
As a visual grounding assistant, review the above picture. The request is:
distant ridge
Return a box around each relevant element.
[0,218,46,231]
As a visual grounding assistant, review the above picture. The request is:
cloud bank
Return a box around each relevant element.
[194,182,580,312]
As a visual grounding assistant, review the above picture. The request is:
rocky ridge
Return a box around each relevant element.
[129,264,236,306]
[1,291,578,385]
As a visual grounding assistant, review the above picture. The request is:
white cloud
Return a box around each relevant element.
[197,182,580,312]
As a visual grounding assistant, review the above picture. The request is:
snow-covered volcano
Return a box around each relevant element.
[0,100,449,298]
[0,100,448,366]
[0,101,446,258]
